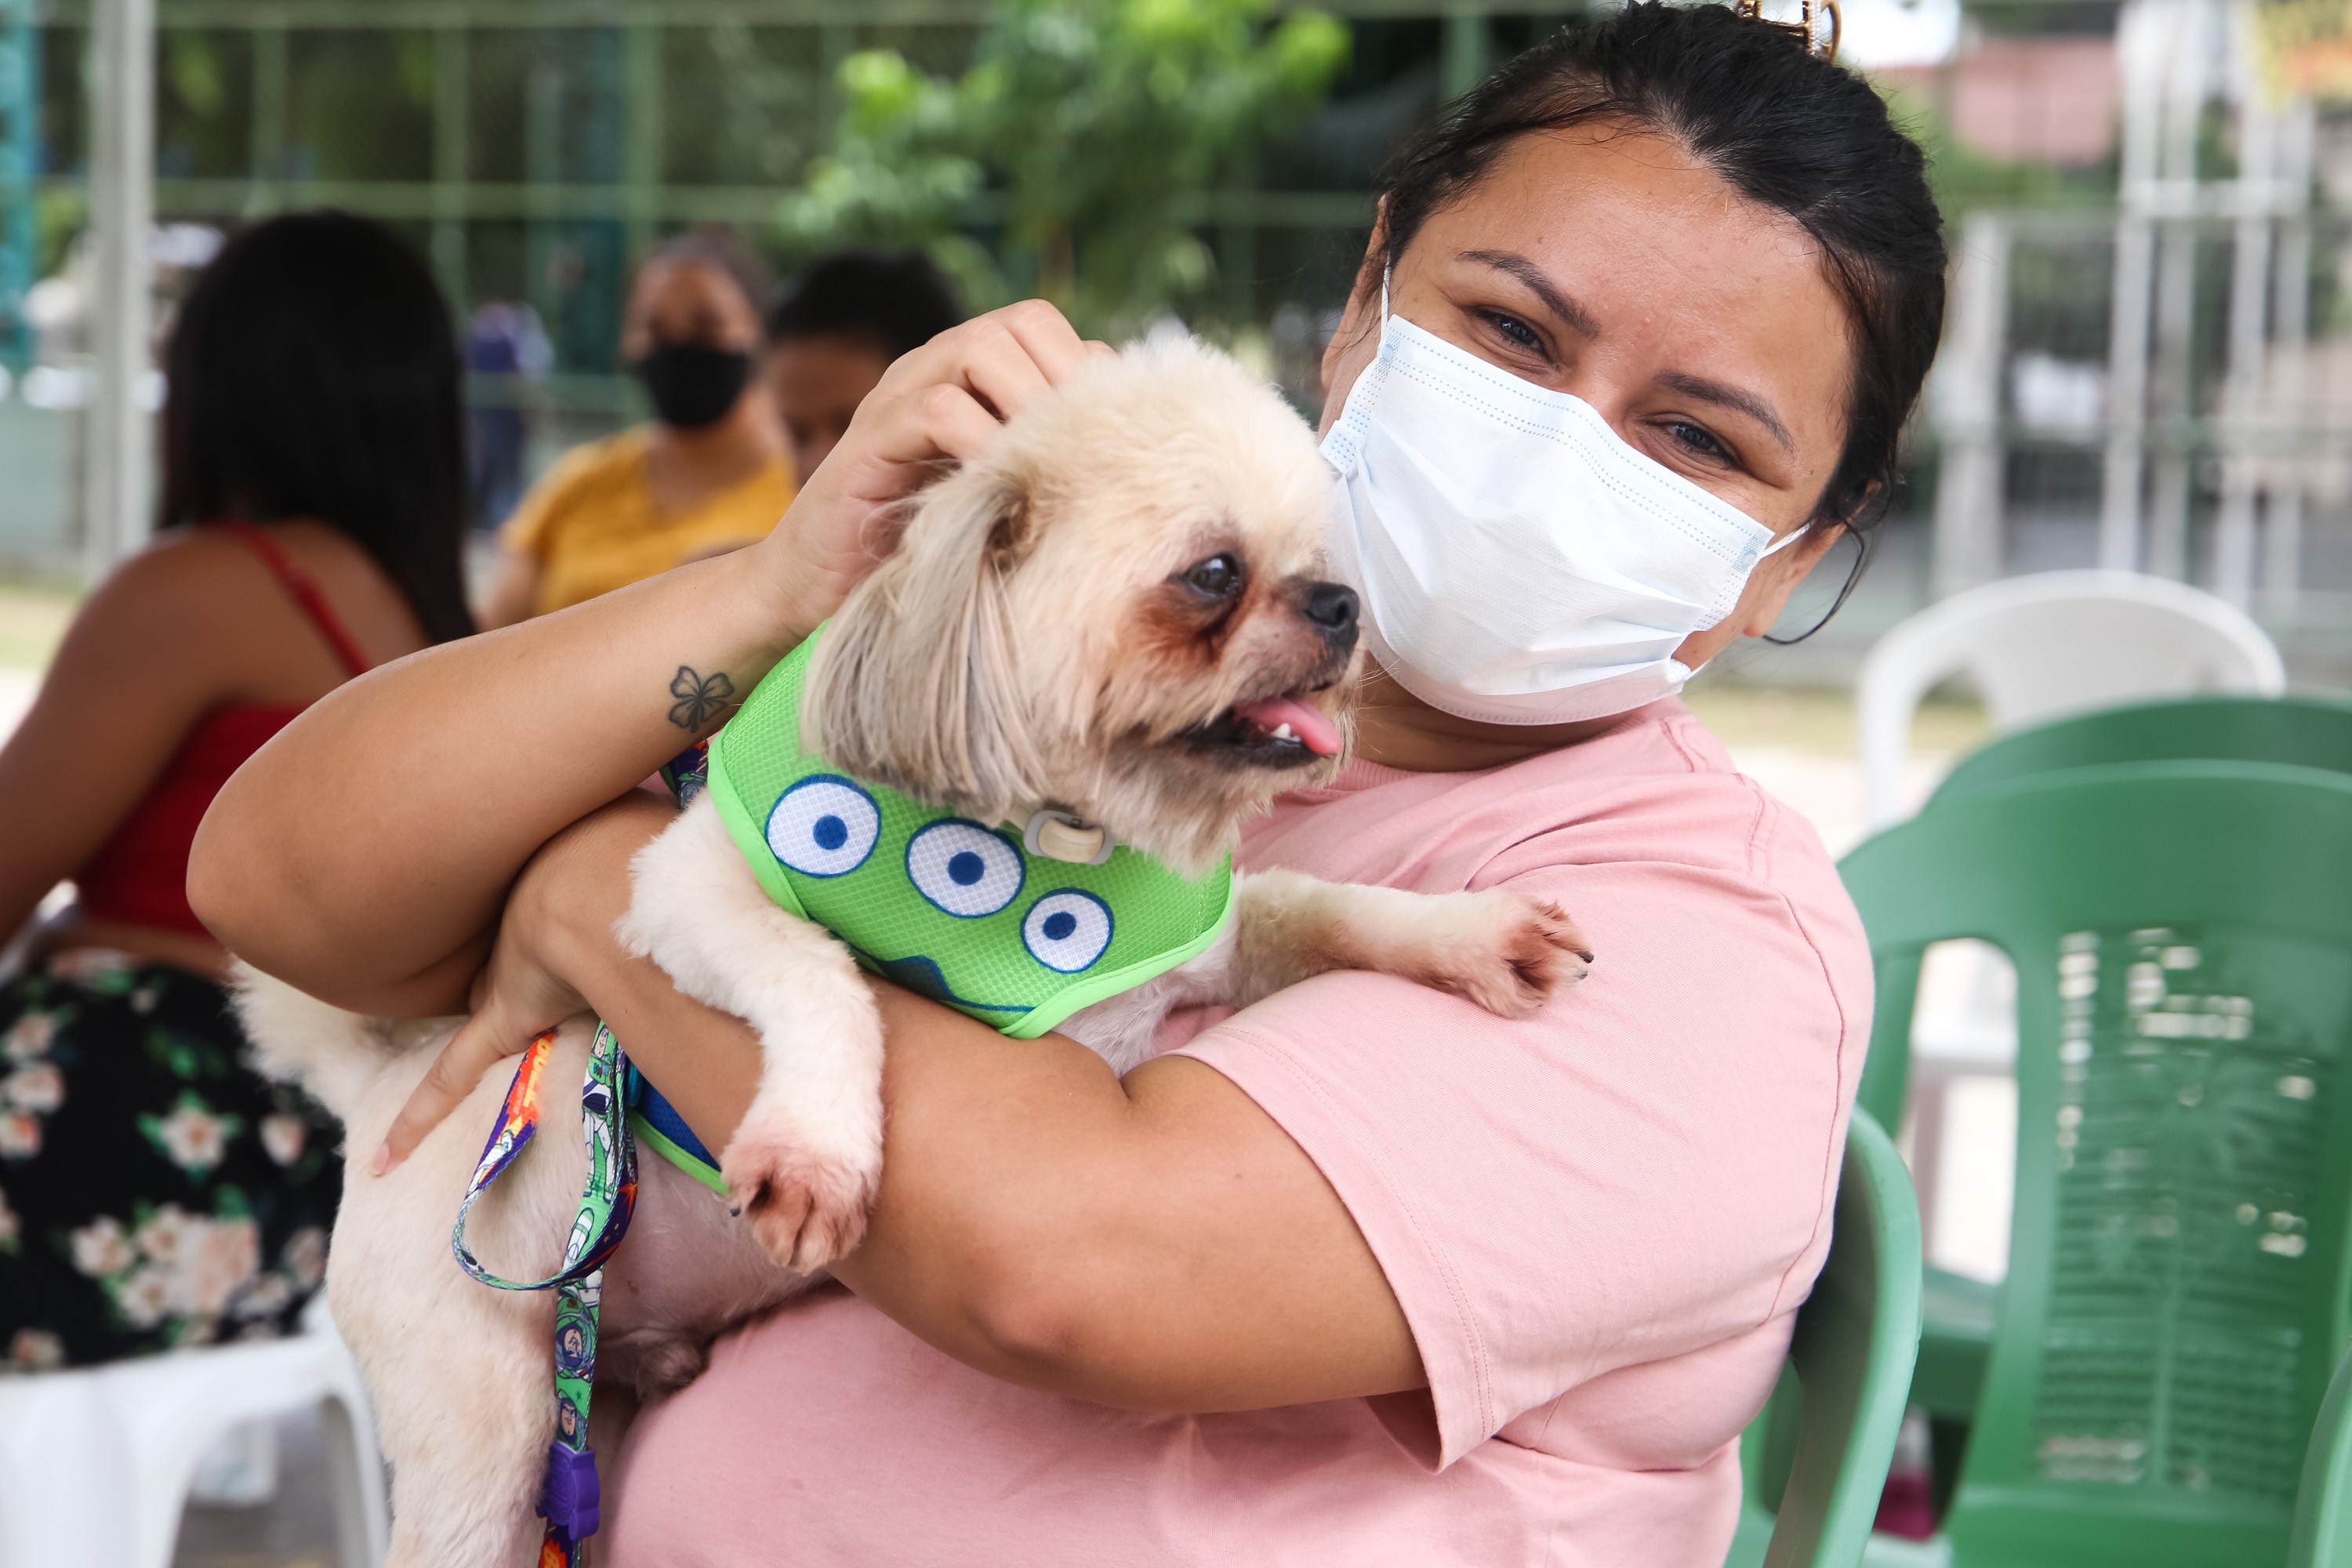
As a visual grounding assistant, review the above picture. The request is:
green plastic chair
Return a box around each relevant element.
[1864,702,2352,1439]
[1929,696,2352,814]
[1838,760,2352,1566]
[2289,1344,2352,1568]
[1726,1109,1925,1568]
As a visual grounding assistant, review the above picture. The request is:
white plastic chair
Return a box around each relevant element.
[1857,569,2285,829]
[0,1311,387,1568]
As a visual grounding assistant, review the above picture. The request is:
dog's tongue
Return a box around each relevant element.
[1233,695,1342,757]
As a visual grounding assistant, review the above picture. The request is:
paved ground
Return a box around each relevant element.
[172,1410,342,1568]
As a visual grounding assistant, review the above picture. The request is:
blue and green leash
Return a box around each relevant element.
[452,1022,639,1568]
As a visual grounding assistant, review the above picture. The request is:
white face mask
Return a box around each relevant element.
[1320,288,1809,727]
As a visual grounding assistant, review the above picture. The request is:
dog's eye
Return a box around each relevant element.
[1181,553,1244,599]
[906,820,1025,917]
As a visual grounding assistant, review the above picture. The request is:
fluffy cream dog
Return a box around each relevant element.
[238,339,1588,1568]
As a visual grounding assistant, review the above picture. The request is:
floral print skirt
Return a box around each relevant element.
[0,951,339,1372]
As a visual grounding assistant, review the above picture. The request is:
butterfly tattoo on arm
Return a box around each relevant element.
[667,666,736,731]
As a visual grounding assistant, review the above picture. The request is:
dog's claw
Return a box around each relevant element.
[1410,891,1592,1018]
[720,1125,879,1274]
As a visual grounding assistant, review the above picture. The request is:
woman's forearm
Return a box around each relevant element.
[509,799,1420,1414]
[612,978,1421,1414]
[191,551,817,1013]
[592,949,1423,1415]
[534,794,768,1149]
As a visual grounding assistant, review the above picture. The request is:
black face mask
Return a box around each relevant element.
[633,341,750,430]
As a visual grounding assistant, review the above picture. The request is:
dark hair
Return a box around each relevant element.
[643,228,773,332]
[766,249,967,364]
[1374,1,1947,538]
[159,211,474,643]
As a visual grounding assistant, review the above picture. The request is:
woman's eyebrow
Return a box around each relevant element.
[1459,249,1599,339]
[1657,369,1794,454]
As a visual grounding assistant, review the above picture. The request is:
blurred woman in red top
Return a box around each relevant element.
[0,211,472,1368]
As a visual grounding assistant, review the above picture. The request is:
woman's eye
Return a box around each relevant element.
[1482,310,1543,353]
[1182,554,1243,598]
[1666,421,1730,462]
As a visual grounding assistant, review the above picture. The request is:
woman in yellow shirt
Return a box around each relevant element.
[480,234,797,625]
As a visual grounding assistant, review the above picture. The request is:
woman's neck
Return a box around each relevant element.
[644,389,786,517]
[1348,660,1630,773]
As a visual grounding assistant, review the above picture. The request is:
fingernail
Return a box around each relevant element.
[369,1142,394,1177]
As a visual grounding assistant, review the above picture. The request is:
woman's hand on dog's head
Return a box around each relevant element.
[750,301,1112,644]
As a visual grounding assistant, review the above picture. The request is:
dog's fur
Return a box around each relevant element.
[238,339,1588,1568]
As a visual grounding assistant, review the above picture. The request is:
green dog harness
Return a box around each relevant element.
[702,627,1236,1041]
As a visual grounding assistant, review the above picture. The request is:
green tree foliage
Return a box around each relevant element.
[779,0,1348,337]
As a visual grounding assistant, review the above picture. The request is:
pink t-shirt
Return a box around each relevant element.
[604,699,1871,1566]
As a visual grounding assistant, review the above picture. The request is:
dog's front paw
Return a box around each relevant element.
[720,1117,879,1273]
[1410,890,1592,1018]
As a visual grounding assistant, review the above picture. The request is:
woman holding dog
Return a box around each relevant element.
[198,6,1941,1562]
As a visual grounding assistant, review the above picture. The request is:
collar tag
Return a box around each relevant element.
[1025,809,1116,865]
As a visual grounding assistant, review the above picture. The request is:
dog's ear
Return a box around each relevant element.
[802,460,1044,822]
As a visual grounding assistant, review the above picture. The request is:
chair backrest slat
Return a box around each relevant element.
[1932,696,2352,815]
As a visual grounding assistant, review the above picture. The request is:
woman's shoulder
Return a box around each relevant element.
[97,526,281,619]
[1253,697,1870,1000]
[1466,702,1868,995]
[1265,699,1820,884]
[1490,700,1854,920]
[1528,699,1821,849]
[51,527,308,701]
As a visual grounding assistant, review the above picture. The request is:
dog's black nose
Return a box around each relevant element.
[1303,581,1359,637]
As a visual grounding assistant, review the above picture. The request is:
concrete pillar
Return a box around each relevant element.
[83,0,154,580]
[1933,211,2010,597]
